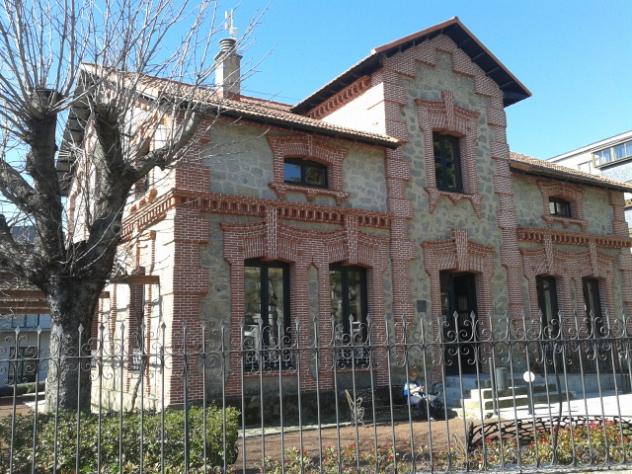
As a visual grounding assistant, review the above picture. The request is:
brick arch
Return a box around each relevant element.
[267,134,349,203]
[422,229,495,340]
[222,214,389,395]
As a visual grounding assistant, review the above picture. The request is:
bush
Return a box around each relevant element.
[0,406,239,473]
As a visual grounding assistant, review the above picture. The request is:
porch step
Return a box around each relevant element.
[444,374,491,391]
[468,384,556,401]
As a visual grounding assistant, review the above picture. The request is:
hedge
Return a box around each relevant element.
[0,406,239,473]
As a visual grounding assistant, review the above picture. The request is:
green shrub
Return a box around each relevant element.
[0,406,239,473]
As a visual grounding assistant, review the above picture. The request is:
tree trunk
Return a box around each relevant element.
[45,283,100,411]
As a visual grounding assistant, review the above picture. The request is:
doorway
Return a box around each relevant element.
[440,271,478,374]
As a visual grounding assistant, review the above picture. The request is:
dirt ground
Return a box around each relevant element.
[0,394,37,417]
[236,417,466,470]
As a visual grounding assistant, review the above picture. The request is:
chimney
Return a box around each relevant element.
[215,37,241,99]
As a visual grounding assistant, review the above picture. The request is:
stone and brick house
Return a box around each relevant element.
[66,17,632,408]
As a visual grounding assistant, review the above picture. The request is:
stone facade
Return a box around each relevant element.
[82,19,632,407]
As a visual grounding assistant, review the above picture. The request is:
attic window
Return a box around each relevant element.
[283,158,328,188]
[549,197,572,218]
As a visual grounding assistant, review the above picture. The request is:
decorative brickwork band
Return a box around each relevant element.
[307,76,372,119]
[222,220,389,396]
[521,245,616,335]
[422,231,495,358]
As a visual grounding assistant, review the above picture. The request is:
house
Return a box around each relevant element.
[0,227,52,389]
[66,18,632,409]
[0,314,52,388]
[549,130,632,231]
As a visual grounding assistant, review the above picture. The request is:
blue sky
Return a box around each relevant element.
[227,0,632,159]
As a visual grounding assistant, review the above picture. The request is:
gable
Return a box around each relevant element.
[293,17,530,115]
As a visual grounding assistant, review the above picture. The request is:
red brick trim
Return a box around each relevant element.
[307,76,372,119]
[416,92,482,216]
[422,229,495,339]
[121,189,392,240]
[610,191,629,237]
[422,230,495,381]
[516,227,632,249]
[222,217,389,396]
[537,180,587,230]
[267,134,349,203]
[521,245,617,335]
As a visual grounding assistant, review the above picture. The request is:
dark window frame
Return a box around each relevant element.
[330,264,369,368]
[582,277,604,336]
[283,157,329,189]
[536,275,560,337]
[244,259,293,371]
[433,132,464,193]
[548,197,572,218]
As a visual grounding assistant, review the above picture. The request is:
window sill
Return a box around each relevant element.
[542,214,587,230]
[270,182,349,204]
[426,187,481,217]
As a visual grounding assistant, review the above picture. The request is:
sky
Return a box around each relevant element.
[223,0,632,159]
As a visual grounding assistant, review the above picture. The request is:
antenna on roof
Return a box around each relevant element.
[224,9,237,39]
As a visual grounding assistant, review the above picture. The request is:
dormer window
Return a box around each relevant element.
[433,133,463,193]
[549,197,572,218]
[283,158,328,188]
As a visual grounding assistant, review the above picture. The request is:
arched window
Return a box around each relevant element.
[548,197,572,218]
[283,158,328,188]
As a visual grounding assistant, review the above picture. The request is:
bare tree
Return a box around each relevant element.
[0,0,249,409]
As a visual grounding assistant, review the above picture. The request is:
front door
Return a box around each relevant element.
[440,271,478,374]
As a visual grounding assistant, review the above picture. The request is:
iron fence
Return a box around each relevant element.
[1,311,632,472]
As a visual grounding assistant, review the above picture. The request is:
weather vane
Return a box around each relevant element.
[224,9,237,39]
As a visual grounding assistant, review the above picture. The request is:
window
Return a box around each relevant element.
[243,260,291,371]
[582,277,603,336]
[330,265,368,368]
[10,315,41,328]
[594,148,612,166]
[283,158,328,188]
[536,275,560,337]
[593,140,632,166]
[548,197,572,218]
[433,133,463,193]
[134,175,149,198]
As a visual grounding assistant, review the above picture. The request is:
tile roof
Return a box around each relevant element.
[510,152,632,192]
[201,95,400,148]
[87,66,400,149]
